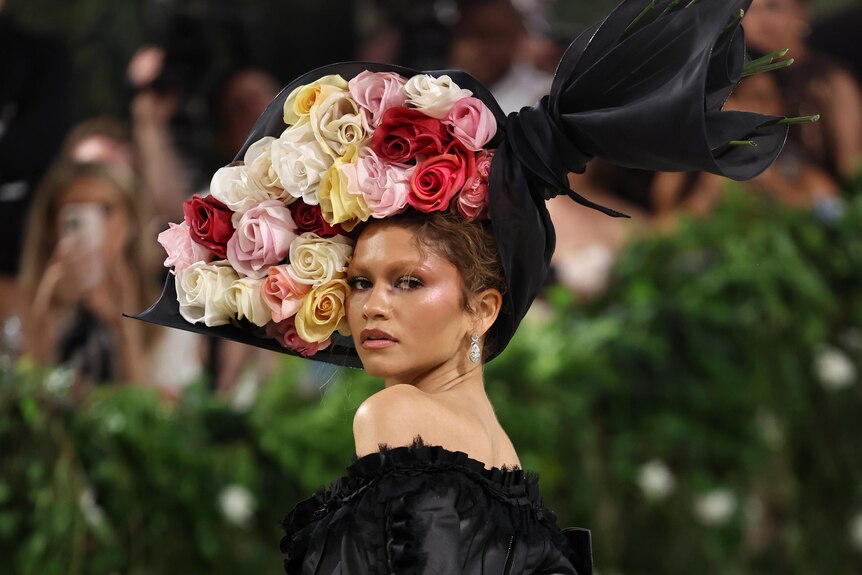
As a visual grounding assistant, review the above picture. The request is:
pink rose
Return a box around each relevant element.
[457,150,494,221]
[261,265,311,323]
[226,200,298,278]
[408,140,474,213]
[157,221,214,273]
[444,97,497,151]
[346,148,413,218]
[348,71,407,129]
[266,316,331,357]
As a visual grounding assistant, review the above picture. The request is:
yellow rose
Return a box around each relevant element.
[283,75,349,126]
[317,144,370,231]
[294,279,351,343]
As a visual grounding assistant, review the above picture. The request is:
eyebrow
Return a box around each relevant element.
[347,258,428,276]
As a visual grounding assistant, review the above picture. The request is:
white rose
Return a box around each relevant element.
[310,90,368,158]
[636,460,675,501]
[244,136,291,202]
[404,74,473,119]
[814,343,857,391]
[693,488,738,527]
[78,487,106,529]
[176,260,239,327]
[218,484,255,527]
[271,123,333,205]
[224,276,272,327]
[287,233,353,286]
[210,164,271,222]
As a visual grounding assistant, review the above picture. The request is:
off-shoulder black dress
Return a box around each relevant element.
[280,440,592,574]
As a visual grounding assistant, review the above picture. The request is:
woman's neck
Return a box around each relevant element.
[384,358,485,395]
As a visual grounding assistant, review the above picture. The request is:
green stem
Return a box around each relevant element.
[742,58,795,77]
[723,9,744,34]
[625,0,659,34]
[744,48,790,70]
[775,114,821,125]
[659,0,684,18]
[728,140,757,147]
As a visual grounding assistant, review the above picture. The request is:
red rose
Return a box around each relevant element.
[408,141,475,213]
[290,201,343,237]
[182,194,234,258]
[371,107,450,164]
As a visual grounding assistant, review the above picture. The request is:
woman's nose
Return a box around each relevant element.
[362,284,391,320]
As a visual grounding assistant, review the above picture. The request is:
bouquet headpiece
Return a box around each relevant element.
[134,0,799,367]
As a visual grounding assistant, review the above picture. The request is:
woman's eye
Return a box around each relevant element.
[347,277,371,290]
[395,276,422,290]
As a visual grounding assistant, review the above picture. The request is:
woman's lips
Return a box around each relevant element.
[360,328,397,350]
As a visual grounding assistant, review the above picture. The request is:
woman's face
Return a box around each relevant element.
[744,0,808,54]
[56,176,134,264]
[346,221,474,382]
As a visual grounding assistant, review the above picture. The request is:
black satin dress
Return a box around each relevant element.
[280,440,592,574]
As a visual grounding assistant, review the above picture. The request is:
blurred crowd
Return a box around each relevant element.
[1,0,860,399]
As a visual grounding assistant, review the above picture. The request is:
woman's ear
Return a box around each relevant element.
[472,288,503,337]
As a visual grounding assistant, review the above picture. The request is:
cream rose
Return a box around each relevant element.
[287,233,353,286]
[210,164,271,222]
[310,90,368,158]
[271,123,333,205]
[404,74,472,119]
[317,145,371,230]
[244,136,291,202]
[294,278,351,343]
[224,276,272,327]
[283,75,348,126]
[176,260,239,327]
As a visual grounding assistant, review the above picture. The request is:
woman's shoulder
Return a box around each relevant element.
[280,439,589,574]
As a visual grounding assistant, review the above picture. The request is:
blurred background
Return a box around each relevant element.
[1,0,861,573]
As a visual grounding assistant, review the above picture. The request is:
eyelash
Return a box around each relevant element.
[347,276,423,291]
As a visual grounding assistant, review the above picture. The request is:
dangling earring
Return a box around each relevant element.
[469,332,481,363]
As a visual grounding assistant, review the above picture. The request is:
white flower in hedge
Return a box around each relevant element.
[850,511,862,551]
[271,123,333,205]
[218,484,255,527]
[209,164,271,222]
[176,261,239,327]
[79,486,106,529]
[636,459,675,500]
[755,409,784,449]
[694,488,738,527]
[404,74,472,119]
[224,276,272,327]
[813,343,856,391]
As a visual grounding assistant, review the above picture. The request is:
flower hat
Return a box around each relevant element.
[133,0,804,368]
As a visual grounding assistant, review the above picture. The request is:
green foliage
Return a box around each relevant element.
[2,191,862,574]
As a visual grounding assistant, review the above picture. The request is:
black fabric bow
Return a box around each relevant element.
[131,0,788,367]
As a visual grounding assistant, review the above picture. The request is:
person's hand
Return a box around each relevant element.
[32,236,102,318]
[83,258,140,328]
[128,45,165,90]
[128,46,180,127]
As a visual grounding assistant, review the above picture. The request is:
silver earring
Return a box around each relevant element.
[469,332,481,363]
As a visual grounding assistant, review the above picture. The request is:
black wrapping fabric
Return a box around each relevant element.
[280,438,589,574]
[131,0,789,366]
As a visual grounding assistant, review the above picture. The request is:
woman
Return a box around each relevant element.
[137,0,799,572]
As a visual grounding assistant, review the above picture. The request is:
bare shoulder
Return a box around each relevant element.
[353,385,437,457]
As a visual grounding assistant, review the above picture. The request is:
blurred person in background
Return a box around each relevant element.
[449,0,552,114]
[744,0,862,182]
[0,0,69,357]
[60,117,137,181]
[18,162,200,397]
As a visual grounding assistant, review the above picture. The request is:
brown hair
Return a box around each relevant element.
[381,210,507,355]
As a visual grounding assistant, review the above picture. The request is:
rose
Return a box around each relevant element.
[294,278,351,343]
[176,260,238,326]
[271,123,333,205]
[182,194,234,259]
[209,165,272,226]
[244,136,291,202]
[225,276,272,327]
[226,200,298,278]
[444,97,497,151]
[409,140,475,212]
[283,74,349,126]
[404,74,472,119]
[348,71,407,128]
[158,221,213,273]
[371,107,450,164]
[457,149,493,221]
[290,201,343,237]
[347,147,412,218]
[309,90,367,158]
[261,264,311,323]
[266,316,330,357]
[287,233,353,286]
[318,145,371,230]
